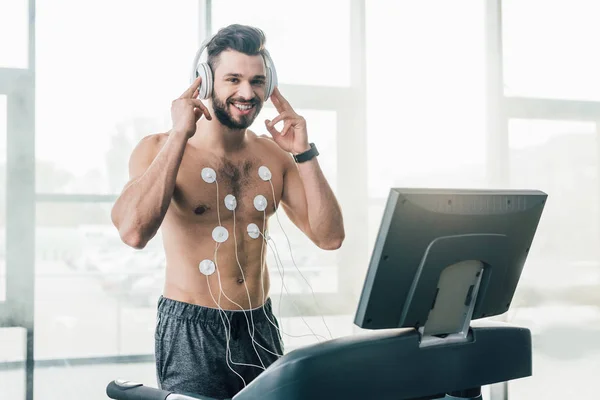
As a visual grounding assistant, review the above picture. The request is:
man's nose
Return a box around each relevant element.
[237,81,254,100]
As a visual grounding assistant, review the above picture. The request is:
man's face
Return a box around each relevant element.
[211,50,267,130]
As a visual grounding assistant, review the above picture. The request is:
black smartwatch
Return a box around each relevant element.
[293,143,319,163]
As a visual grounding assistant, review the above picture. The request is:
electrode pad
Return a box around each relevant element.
[202,168,216,183]
[224,194,237,211]
[258,166,272,181]
[212,226,229,243]
[254,195,267,211]
[199,259,216,275]
[247,223,260,239]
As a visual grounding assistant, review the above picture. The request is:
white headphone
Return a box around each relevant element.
[189,34,278,100]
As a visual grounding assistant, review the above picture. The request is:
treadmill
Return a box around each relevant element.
[107,188,547,400]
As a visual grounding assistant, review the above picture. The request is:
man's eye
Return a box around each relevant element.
[228,78,239,83]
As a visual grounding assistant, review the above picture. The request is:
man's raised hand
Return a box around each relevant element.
[171,76,212,139]
[264,87,310,154]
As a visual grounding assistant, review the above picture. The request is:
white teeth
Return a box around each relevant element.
[234,103,252,111]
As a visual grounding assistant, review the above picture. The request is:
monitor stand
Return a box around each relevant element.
[417,259,485,349]
[415,257,485,400]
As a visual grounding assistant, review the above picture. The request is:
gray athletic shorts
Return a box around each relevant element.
[155,296,284,399]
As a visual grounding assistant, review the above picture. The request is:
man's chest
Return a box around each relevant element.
[173,155,284,219]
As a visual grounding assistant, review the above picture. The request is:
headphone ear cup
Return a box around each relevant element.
[265,67,277,100]
[197,63,213,99]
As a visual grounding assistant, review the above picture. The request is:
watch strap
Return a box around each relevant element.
[293,143,319,163]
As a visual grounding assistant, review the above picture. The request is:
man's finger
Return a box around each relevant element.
[181,76,202,98]
[270,94,284,113]
[268,111,290,127]
[265,119,281,137]
[190,98,212,120]
[271,87,292,111]
[281,121,293,137]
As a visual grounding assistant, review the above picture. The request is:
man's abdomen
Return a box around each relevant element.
[161,221,272,310]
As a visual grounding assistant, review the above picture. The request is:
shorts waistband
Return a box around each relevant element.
[157,295,275,326]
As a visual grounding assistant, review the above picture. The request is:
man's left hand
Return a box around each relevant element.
[264,87,311,154]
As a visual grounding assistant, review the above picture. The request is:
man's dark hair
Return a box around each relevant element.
[207,24,266,73]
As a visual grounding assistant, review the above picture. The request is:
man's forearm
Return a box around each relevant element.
[296,158,345,250]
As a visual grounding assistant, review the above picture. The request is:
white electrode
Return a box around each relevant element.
[258,166,272,181]
[247,223,260,239]
[224,194,237,211]
[202,167,216,183]
[212,226,229,243]
[254,195,267,211]
[199,259,216,275]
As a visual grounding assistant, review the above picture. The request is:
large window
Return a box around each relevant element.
[35,203,164,359]
[508,120,598,267]
[16,1,600,399]
[365,0,486,247]
[33,0,200,361]
[501,1,600,398]
[506,120,600,399]
[0,0,28,69]
[502,0,600,101]
[16,2,204,397]
[211,0,352,87]
[35,0,200,194]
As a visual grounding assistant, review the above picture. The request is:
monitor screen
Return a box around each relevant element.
[354,188,547,331]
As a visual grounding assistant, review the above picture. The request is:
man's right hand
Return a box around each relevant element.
[171,76,212,139]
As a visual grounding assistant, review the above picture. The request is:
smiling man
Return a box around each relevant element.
[110,24,344,398]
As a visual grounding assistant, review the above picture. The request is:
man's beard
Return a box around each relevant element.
[211,92,262,130]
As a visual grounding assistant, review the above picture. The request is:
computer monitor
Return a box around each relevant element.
[354,188,547,337]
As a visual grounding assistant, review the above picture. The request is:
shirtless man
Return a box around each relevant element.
[110,24,345,398]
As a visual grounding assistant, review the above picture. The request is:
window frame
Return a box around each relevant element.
[0,1,36,399]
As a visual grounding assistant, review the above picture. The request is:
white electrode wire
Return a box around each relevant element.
[206,178,248,383]
[204,173,256,384]
[215,180,222,226]
[206,244,247,387]
[229,207,275,363]
[260,229,328,342]
[213,243,265,370]
[260,209,268,327]
[267,179,334,340]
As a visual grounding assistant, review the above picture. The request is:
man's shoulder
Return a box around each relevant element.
[130,132,169,163]
[250,132,293,167]
[139,132,169,147]
[136,132,169,151]
[251,131,288,157]
[247,129,271,142]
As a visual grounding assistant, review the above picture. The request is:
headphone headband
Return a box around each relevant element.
[190,34,278,100]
